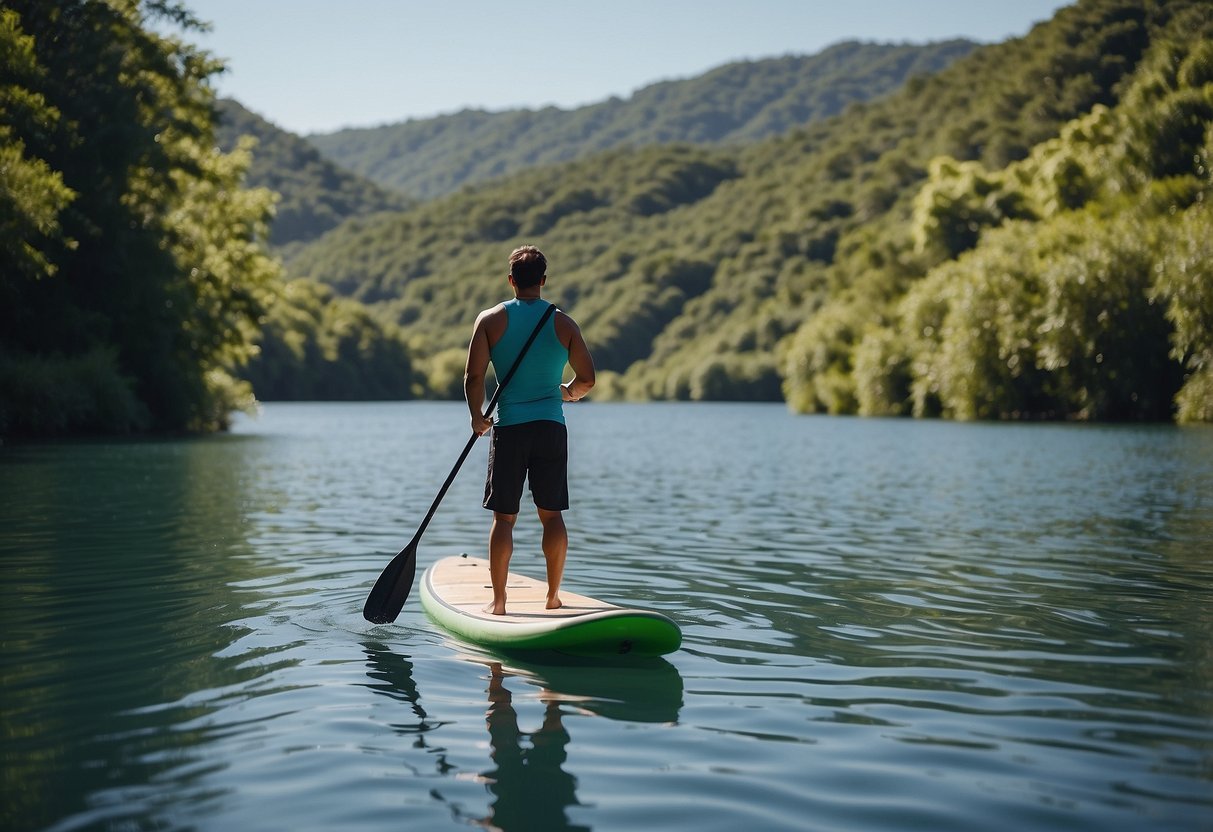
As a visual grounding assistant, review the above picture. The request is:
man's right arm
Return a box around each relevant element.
[465,311,494,435]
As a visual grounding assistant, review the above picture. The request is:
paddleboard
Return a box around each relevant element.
[420,554,681,657]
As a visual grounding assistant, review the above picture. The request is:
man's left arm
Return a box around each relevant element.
[558,312,595,402]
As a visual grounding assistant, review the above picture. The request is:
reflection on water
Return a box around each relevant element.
[361,642,436,741]
[469,651,684,831]
[361,639,684,832]
[472,650,684,725]
[480,662,584,832]
[0,435,276,831]
[2,403,1212,832]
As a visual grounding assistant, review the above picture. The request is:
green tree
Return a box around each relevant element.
[893,215,1181,421]
[0,9,74,284]
[0,1,280,435]
[1153,204,1213,421]
[786,0,1213,423]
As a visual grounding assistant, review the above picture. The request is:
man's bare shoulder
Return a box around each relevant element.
[475,303,506,322]
[473,304,508,328]
[553,309,582,333]
[474,303,509,344]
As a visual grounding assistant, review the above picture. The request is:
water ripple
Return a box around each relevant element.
[4,404,1212,832]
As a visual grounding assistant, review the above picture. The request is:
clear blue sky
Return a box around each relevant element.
[179,0,1073,135]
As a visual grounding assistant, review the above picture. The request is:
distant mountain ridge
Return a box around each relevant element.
[307,39,978,199]
[214,100,410,250]
[283,0,1213,422]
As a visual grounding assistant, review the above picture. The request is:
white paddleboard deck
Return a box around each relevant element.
[420,554,681,656]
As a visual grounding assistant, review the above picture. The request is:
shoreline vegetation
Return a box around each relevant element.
[2,0,1211,438]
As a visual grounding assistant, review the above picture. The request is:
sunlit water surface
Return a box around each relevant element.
[2,402,1212,832]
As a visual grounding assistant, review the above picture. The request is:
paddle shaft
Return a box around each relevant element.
[363,302,557,623]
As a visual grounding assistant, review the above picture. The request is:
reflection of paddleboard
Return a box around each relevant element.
[420,555,681,657]
[455,647,685,723]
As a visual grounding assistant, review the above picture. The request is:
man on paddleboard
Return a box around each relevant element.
[465,246,595,615]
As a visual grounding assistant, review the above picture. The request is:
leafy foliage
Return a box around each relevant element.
[792,0,1213,422]
[0,9,74,284]
[0,0,279,434]
[0,347,149,435]
[308,40,978,199]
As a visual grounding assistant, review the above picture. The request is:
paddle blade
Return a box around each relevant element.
[363,542,418,624]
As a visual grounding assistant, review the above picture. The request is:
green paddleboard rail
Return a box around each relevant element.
[420,565,682,657]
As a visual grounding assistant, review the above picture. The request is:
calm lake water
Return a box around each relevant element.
[2,402,1212,832]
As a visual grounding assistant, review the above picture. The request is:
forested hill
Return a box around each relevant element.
[214,99,410,250]
[290,0,1212,422]
[4,0,1209,436]
[307,39,978,199]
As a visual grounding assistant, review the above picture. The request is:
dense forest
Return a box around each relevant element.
[308,40,978,199]
[2,0,1210,437]
[289,0,1212,422]
[0,0,424,434]
[1,0,278,435]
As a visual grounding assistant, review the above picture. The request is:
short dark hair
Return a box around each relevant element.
[509,245,546,288]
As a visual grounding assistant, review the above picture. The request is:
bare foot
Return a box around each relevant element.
[545,596,562,610]
[483,601,506,616]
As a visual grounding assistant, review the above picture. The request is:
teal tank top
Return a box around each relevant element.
[490,299,568,427]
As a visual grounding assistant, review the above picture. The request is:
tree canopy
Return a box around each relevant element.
[1,0,279,434]
[785,1,1213,422]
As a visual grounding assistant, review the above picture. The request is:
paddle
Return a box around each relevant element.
[363,302,558,624]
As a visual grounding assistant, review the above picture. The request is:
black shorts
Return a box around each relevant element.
[483,420,569,514]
